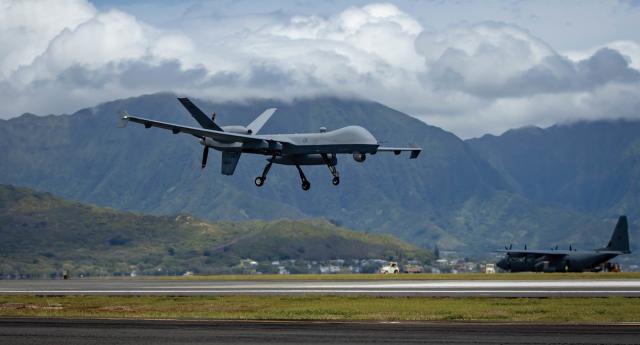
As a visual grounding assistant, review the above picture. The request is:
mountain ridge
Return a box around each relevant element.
[467,119,640,220]
[1,92,636,254]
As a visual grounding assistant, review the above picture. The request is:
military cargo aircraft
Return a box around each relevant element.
[120,98,421,190]
[496,216,631,272]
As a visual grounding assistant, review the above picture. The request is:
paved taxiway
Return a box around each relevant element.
[1,279,640,297]
[2,318,639,345]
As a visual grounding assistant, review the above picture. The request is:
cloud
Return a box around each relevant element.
[412,22,640,137]
[565,40,640,70]
[415,23,640,97]
[0,0,639,139]
[0,0,95,78]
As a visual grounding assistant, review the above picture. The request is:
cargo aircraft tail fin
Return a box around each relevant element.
[599,216,631,253]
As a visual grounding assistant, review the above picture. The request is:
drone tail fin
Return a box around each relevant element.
[221,152,241,175]
[247,108,277,134]
[178,97,223,131]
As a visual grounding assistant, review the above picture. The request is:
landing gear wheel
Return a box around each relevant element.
[301,180,311,191]
[255,157,274,188]
[332,176,340,186]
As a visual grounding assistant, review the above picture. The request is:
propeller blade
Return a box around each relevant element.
[201,147,209,169]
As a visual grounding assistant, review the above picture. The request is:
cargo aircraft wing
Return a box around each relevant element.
[495,249,569,258]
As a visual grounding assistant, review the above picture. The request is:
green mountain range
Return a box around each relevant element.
[467,121,640,218]
[0,184,430,277]
[0,93,637,254]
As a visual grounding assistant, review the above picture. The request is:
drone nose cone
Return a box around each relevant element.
[345,126,377,144]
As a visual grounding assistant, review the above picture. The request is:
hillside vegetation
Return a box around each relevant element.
[0,185,430,278]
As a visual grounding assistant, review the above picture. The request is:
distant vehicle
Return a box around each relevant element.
[604,262,622,272]
[496,216,631,272]
[380,262,400,274]
[403,264,424,273]
[120,97,421,191]
[484,263,496,274]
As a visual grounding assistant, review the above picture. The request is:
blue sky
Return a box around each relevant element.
[1,0,639,137]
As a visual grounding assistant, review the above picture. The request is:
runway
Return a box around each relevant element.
[1,279,640,297]
[1,318,639,345]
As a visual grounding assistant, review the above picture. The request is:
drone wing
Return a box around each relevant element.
[121,113,263,144]
[377,147,422,159]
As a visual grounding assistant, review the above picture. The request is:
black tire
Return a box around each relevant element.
[332,176,340,186]
[254,177,264,187]
[302,181,311,191]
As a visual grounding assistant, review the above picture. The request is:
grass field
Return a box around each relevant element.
[145,272,640,281]
[1,295,639,322]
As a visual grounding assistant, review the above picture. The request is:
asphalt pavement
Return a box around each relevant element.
[1,318,639,345]
[1,278,640,297]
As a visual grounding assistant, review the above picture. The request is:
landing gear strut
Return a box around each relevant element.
[254,156,274,187]
[322,154,340,186]
[296,165,311,191]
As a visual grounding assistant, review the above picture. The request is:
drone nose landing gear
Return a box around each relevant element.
[255,157,274,187]
[295,165,311,191]
[296,164,311,191]
[322,153,340,186]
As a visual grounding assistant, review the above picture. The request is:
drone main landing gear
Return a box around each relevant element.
[255,157,274,187]
[254,155,338,191]
[295,165,311,191]
[322,154,340,186]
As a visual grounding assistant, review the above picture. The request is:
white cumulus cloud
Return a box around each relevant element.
[0,0,95,77]
[0,0,639,139]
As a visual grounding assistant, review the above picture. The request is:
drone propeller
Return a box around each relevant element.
[201,146,209,169]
